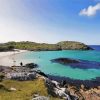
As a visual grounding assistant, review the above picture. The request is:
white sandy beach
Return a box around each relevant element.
[0,50,27,58]
[0,50,27,66]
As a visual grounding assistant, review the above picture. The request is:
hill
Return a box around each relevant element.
[0,41,92,51]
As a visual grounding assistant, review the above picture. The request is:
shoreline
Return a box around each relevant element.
[47,74,100,88]
[1,65,100,100]
[0,49,100,88]
[0,49,28,66]
[0,49,27,58]
[0,62,100,100]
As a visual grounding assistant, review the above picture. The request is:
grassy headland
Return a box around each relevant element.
[0,41,92,51]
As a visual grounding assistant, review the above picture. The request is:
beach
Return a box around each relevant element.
[0,50,27,66]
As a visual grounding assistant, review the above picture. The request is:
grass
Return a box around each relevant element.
[0,79,62,100]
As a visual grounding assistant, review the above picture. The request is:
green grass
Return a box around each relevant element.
[0,79,62,100]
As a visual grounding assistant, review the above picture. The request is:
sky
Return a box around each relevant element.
[0,0,100,45]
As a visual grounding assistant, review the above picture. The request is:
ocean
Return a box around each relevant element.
[13,45,100,82]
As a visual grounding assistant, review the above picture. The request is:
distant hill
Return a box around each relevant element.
[57,41,92,50]
[0,41,92,51]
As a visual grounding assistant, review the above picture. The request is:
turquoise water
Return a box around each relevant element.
[14,50,100,80]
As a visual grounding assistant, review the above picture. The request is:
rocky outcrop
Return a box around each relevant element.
[25,63,38,69]
[2,63,39,81]
[44,77,100,100]
[51,58,80,64]
[66,84,100,100]
[45,78,78,100]
[6,72,37,81]
[51,57,100,69]
[1,63,100,100]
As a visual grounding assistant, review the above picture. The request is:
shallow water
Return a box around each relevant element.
[12,49,100,81]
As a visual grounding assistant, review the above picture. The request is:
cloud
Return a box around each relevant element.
[79,3,100,17]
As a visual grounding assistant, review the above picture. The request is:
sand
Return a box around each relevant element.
[0,49,27,66]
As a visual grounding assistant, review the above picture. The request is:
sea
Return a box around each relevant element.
[5,45,100,87]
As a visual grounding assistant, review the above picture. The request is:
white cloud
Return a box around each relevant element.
[79,3,100,17]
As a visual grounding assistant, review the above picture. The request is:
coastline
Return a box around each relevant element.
[0,50,100,86]
[0,49,28,66]
[0,49,27,58]
[47,74,100,88]
[0,49,100,99]
[0,65,100,100]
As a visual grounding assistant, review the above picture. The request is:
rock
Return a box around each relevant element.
[80,84,85,92]
[51,58,80,64]
[45,78,78,100]
[10,87,16,91]
[28,73,37,79]
[81,84,85,89]
[67,85,85,100]
[36,70,48,78]
[6,72,37,81]
[97,86,100,89]
[45,78,57,97]
[51,57,100,69]
[25,63,38,69]
[32,93,46,99]
[60,80,67,87]
[81,88,100,100]
[51,80,60,87]
[32,96,49,100]
[54,87,71,100]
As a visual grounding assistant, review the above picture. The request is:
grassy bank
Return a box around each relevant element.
[0,79,60,100]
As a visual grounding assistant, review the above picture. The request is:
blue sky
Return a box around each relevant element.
[0,0,100,44]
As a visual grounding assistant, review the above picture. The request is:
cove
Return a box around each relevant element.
[13,50,100,81]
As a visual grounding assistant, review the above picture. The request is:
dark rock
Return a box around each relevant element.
[45,79,59,97]
[51,58,80,64]
[51,58,100,69]
[37,70,48,78]
[25,63,38,69]
[60,80,67,87]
